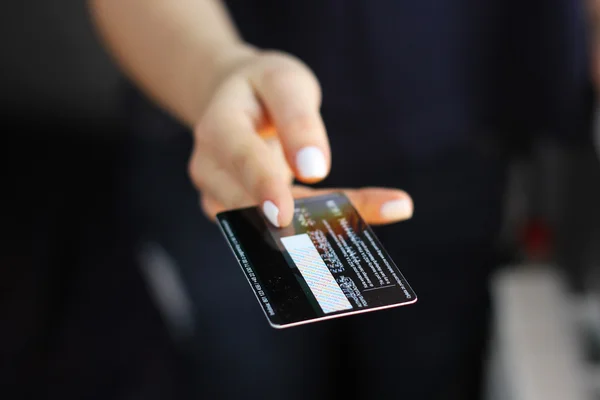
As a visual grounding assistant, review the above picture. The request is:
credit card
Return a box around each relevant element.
[217,192,417,328]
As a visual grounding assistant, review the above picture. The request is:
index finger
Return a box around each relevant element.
[195,79,295,227]
[250,54,331,183]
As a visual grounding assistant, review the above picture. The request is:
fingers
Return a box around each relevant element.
[189,151,252,216]
[292,186,414,225]
[192,78,294,227]
[198,179,413,225]
[202,185,413,226]
[192,139,294,221]
[200,194,226,221]
[264,137,294,183]
[249,53,331,183]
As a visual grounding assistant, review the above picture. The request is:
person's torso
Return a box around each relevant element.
[223,0,589,161]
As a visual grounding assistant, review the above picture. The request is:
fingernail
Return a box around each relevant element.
[262,200,280,227]
[380,199,413,220]
[296,146,327,179]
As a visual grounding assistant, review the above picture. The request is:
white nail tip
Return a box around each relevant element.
[296,146,327,179]
[380,199,413,220]
[262,200,280,227]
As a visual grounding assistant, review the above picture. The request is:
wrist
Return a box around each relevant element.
[212,43,259,78]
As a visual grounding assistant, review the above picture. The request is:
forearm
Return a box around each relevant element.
[89,0,255,127]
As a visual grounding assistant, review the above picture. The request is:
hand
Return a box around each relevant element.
[188,48,413,227]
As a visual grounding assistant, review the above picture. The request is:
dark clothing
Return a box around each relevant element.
[118,1,590,399]
[121,93,506,400]
[224,0,588,157]
[1,1,591,399]
[2,132,190,400]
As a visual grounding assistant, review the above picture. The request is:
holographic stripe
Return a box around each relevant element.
[281,234,353,314]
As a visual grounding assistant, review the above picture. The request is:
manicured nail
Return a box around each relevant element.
[380,199,413,220]
[262,200,280,227]
[296,146,327,179]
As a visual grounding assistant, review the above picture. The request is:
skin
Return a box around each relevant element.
[87,1,423,227]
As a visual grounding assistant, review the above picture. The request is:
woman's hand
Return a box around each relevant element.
[189,49,413,227]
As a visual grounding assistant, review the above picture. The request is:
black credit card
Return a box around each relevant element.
[217,192,417,328]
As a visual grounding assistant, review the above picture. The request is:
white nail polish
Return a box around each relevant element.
[296,146,327,179]
[262,200,280,227]
[380,199,413,220]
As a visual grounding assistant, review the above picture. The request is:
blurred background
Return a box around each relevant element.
[1,1,599,399]
[1,2,190,398]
